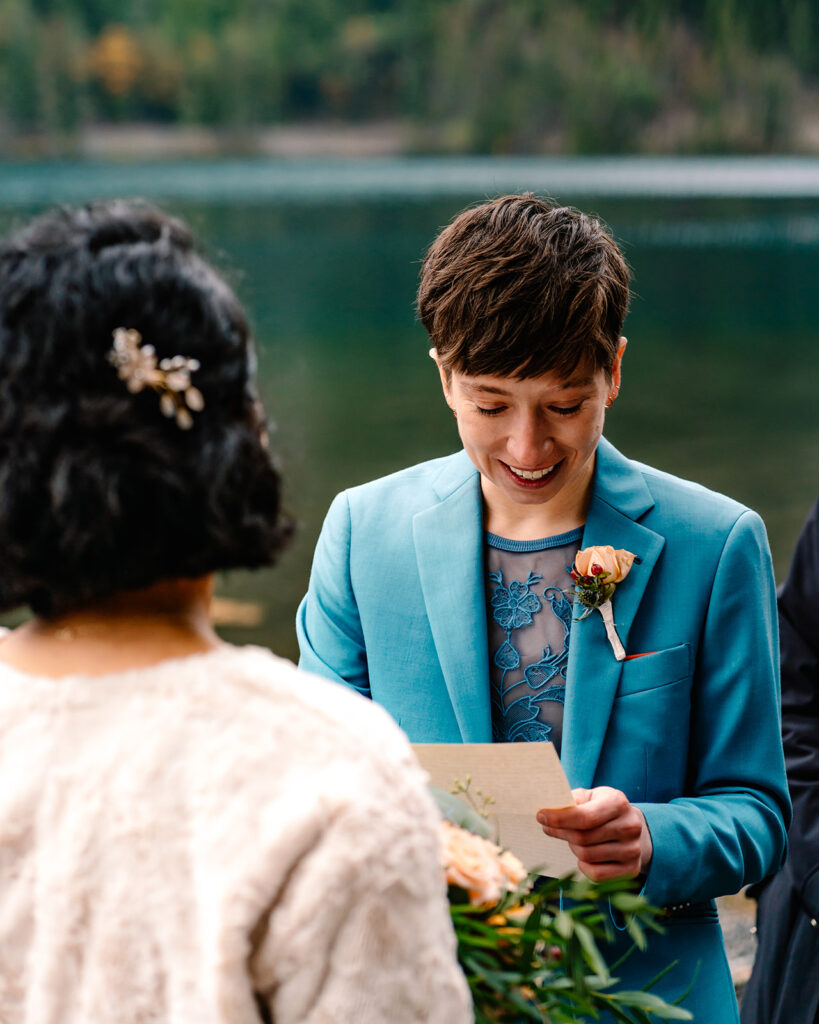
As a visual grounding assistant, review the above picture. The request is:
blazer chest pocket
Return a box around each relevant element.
[616,642,692,697]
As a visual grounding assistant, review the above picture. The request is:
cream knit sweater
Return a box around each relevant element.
[0,639,472,1024]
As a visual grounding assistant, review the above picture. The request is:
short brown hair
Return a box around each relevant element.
[417,194,630,380]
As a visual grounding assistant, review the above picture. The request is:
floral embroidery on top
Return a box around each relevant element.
[490,571,542,673]
[489,571,573,744]
[521,588,572,691]
[491,572,543,630]
[485,526,582,749]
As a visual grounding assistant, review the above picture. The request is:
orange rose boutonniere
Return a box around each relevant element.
[570,545,636,661]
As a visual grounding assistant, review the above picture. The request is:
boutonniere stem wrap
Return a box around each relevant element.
[570,546,636,661]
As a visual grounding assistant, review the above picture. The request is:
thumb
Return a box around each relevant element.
[571,788,593,805]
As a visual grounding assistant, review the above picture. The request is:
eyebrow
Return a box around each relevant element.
[459,375,596,396]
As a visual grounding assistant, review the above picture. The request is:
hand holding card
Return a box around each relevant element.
[537,786,652,881]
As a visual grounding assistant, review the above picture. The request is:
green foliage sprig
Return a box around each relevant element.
[433,785,692,1023]
[451,875,692,1024]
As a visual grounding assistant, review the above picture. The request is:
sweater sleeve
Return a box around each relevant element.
[248,753,472,1024]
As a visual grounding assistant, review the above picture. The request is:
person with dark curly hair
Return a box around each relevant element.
[0,200,471,1024]
[297,194,791,1022]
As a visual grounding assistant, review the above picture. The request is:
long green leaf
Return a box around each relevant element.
[610,990,693,1019]
[573,920,611,980]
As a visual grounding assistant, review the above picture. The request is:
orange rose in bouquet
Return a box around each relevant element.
[440,820,527,907]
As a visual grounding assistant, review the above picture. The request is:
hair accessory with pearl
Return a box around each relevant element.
[108,327,205,430]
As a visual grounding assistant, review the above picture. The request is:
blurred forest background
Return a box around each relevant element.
[1,1,818,655]
[3,0,819,157]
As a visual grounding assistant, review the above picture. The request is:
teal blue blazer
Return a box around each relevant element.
[297,439,789,1020]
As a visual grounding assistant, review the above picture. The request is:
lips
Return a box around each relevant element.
[501,460,562,486]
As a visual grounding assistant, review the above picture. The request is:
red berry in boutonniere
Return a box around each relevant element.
[570,545,636,661]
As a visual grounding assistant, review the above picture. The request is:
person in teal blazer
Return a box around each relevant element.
[297,196,790,1022]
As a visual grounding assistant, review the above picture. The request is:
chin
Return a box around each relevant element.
[497,478,557,502]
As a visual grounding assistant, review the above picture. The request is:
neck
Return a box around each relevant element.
[0,576,223,678]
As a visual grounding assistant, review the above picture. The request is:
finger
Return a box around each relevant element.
[566,839,642,865]
[538,803,615,831]
[536,787,589,820]
[542,816,643,847]
[577,857,642,882]
[540,787,629,829]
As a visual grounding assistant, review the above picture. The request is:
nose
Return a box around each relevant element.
[506,410,554,467]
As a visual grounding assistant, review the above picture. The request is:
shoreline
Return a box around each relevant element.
[5,116,819,163]
[1,121,412,162]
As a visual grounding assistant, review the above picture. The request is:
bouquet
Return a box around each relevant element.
[434,784,692,1024]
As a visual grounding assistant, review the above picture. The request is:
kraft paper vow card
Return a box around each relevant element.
[413,742,577,876]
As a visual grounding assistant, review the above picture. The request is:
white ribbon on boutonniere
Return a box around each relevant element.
[569,545,636,661]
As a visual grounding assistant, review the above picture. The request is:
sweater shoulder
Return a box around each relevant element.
[0,644,421,792]
[205,646,422,778]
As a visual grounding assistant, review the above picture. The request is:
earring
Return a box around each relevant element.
[605,384,620,409]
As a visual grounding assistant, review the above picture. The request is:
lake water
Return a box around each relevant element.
[1,158,817,659]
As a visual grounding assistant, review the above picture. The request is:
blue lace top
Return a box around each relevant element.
[485,527,583,753]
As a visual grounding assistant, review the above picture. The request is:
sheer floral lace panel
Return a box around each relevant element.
[485,528,583,753]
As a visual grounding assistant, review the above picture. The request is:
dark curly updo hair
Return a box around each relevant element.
[0,199,292,617]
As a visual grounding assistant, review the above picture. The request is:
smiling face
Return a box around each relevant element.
[437,340,625,536]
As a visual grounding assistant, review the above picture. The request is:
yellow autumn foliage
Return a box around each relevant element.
[85,25,142,97]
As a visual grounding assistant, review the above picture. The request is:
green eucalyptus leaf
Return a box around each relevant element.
[642,958,682,992]
[430,786,494,838]
[554,910,574,939]
[625,912,648,951]
[609,990,693,1019]
[610,892,651,913]
[573,920,611,980]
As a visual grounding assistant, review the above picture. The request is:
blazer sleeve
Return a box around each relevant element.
[296,491,371,698]
[778,497,819,916]
[636,510,791,908]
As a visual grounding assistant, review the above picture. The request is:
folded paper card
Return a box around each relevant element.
[413,741,578,876]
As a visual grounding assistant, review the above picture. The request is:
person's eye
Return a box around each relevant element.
[550,403,583,416]
[475,405,506,416]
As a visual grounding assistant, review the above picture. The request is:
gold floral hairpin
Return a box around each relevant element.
[108,327,205,430]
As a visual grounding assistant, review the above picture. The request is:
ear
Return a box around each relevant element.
[430,347,455,409]
[611,336,627,389]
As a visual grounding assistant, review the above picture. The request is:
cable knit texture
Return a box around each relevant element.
[0,638,471,1024]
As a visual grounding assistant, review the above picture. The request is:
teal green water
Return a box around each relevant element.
[1,161,817,660]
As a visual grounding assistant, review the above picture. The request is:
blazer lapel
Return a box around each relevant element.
[561,440,666,788]
[413,454,493,742]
